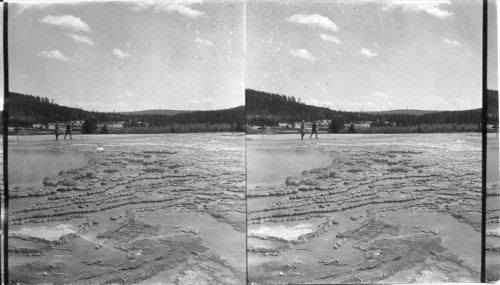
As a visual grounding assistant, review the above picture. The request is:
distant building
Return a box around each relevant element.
[349,121,372,129]
[109,122,124,129]
[47,123,57,130]
[73,121,84,127]
[9,127,25,131]
[32,123,44,130]
[293,121,314,129]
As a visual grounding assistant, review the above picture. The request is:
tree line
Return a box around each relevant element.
[6,92,245,132]
[2,90,494,133]
[488,89,499,125]
[246,89,482,128]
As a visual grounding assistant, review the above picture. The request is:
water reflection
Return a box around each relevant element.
[8,149,89,185]
[247,148,335,184]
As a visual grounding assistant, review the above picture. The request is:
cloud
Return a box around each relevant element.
[187,98,217,108]
[287,14,338,32]
[158,3,205,18]
[306,98,335,108]
[202,98,217,106]
[131,2,149,12]
[449,98,466,106]
[382,1,453,19]
[443,38,462,47]
[113,48,130,58]
[70,33,94,46]
[124,92,137,98]
[433,98,470,109]
[59,99,85,108]
[195,37,214,46]
[335,100,379,112]
[13,3,54,18]
[289,49,316,61]
[38,50,71,61]
[319,33,342,45]
[40,15,91,32]
[361,48,377,58]
[307,98,384,112]
[59,98,139,112]
[372,91,388,98]
[132,2,205,18]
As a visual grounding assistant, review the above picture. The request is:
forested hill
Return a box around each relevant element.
[488,89,498,124]
[246,89,481,127]
[367,109,438,115]
[120,109,191,116]
[246,89,337,125]
[7,92,245,129]
[8,93,88,123]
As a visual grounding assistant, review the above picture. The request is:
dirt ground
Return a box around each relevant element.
[247,133,481,284]
[6,133,245,284]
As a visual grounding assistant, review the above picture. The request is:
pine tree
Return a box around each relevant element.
[348,124,355,133]
[329,118,343,133]
[101,124,109,134]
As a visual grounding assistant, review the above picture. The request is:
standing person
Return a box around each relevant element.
[300,120,305,140]
[310,120,318,139]
[64,122,72,140]
[55,121,60,140]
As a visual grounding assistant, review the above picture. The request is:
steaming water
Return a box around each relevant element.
[10,224,77,241]
[487,133,499,183]
[8,148,89,185]
[247,148,335,184]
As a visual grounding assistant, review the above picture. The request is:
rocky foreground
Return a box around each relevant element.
[247,133,482,284]
[486,182,500,282]
[7,133,245,284]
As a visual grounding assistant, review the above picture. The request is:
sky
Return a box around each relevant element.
[489,0,498,90]
[247,0,483,112]
[8,1,244,112]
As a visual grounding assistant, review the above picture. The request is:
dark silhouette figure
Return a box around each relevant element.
[55,121,60,140]
[300,120,305,140]
[64,122,72,139]
[310,121,318,139]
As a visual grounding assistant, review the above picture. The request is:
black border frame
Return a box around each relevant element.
[3,2,9,285]
[0,1,494,283]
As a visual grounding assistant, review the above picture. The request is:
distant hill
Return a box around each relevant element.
[120,109,192,116]
[6,92,245,132]
[246,89,481,128]
[366,109,441,115]
[246,89,338,126]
